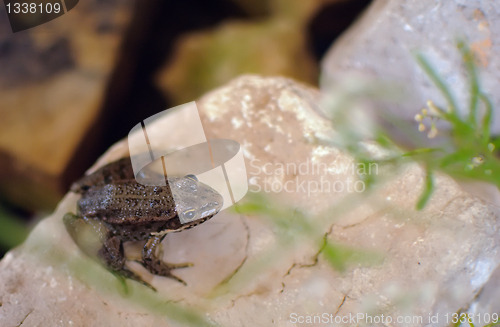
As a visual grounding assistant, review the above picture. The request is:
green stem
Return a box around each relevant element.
[458,41,479,127]
[479,93,493,145]
[414,53,460,118]
[416,169,434,210]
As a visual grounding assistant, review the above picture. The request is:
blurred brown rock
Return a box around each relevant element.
[155,0,340,105]
[0,0,135,210]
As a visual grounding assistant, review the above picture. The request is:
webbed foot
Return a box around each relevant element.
[112,267,156,292]
[140,235,193,285]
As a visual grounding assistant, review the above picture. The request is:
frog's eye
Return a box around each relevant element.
[181,208,197,221]
[185,174,198,182]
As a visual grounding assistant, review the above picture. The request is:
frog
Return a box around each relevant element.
[63,156,223,291]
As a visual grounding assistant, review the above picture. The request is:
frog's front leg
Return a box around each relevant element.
[140,234,193,285]
[98,234,157,291]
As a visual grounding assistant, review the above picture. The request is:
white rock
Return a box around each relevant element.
[0,76,498,326]
[322,1,500,133]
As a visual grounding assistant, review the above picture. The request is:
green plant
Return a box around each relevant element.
[410,41,498,209]
[324,40,498,210]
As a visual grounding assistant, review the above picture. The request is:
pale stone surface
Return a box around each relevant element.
[0,76,499,326]
[321,0,500,133]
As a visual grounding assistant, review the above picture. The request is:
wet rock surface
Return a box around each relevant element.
[0,76,499,326]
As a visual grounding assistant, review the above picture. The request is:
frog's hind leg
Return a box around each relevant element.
[140,235,193,285]
[98,235,156,292]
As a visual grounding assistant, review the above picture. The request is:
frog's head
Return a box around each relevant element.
[170,174,224,228]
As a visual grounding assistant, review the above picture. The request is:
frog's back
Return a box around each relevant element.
[71,157,136,194]
[78,181,178,223]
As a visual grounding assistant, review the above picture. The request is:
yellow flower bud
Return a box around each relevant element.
[427,125,438,138]
[426,100,442,117]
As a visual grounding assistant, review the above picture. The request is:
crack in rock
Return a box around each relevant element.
[282,223,336,280]
[165,298,185,305]
[216,216,251,287]
[229,289,267,309]
[16,309,33,327]
[338,207,390,230]
[334,291,350,316]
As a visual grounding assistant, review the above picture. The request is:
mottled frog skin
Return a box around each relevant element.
[63,157,223,291]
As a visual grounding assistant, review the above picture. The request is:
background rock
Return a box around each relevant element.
[321,0,500,135]
[0,76,499,326]
[156,0,377,105]
[0,0,135,210]
[155,0,327,105]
